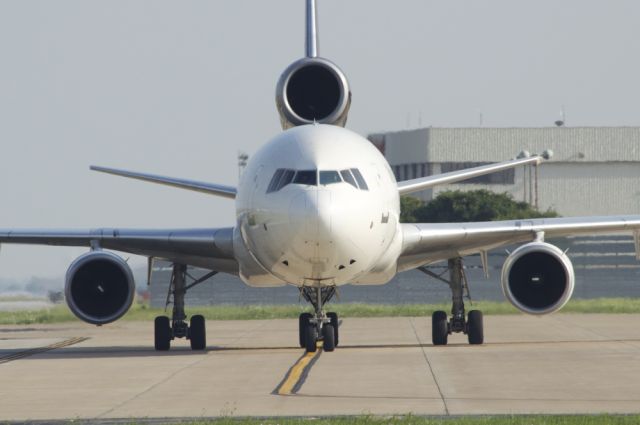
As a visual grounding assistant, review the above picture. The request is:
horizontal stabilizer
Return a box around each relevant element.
[90,166,236,199]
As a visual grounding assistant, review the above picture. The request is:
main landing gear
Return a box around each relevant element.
[154,263,217,351]
[298,286,339,353]
[421,257,484,346]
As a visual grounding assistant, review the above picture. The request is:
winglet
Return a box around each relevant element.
[306,0,318,57]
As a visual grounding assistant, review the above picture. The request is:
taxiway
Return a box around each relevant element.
[1,314,640,420]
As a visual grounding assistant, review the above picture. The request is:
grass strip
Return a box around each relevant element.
[65,414,640,425]
[0,295,46,302]
[0,297,638,325]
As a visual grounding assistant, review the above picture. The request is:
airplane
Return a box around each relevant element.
[2,0,640,353]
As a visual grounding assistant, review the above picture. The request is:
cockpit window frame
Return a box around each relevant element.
[319,170,342,186]
[340,169,358,188]
[293,169,318,186]
[276,169,296,191]
[267,168,285,193]
[351,168,369,191]
[267,167,369,193]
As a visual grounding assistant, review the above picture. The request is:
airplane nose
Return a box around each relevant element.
[289,189,332,242]
[284,186,369,282]
[286,189,334,276]
[311,190,332,239]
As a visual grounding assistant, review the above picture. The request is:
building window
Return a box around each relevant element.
[392,163,432,181]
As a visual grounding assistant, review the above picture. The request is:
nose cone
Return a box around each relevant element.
[284,187,368,282]
[288,189,333,268]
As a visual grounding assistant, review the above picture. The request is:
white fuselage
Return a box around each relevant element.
[234,124,402,288]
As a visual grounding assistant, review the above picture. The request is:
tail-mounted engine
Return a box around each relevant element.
[276,57,351,129]
[501,242,575,315]
[65,251,135,325]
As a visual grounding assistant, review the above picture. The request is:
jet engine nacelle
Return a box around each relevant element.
[276,57,351,129]
[65,251,135,325]
[501,242,575,315]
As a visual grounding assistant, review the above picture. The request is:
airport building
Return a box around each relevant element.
[367,126,640,216]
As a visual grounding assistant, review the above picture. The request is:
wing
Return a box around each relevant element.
[397,154,547,195]
[399,216,640,272]
[90,166,237,199]
[0,227,238,274]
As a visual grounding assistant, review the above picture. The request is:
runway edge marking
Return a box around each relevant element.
[0,336,89,364]
[273,343,323,396]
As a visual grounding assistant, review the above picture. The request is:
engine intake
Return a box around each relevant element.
[276,57,351,129]
[501,242,575,315]
[65,251,135,325]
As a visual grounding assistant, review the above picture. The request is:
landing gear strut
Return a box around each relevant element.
[298,286,339,353]
[154,263,217,351]
[421,257,484,346]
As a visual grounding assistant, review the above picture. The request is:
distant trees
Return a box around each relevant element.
[401,190,559,223]
[400,196,423,223]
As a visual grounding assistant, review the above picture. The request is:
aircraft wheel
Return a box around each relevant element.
[322,324,336,352]
[189,314,206,350]
[298,313,312,348]
[467,310,484,345]
[304,323,318,353]
[327,312,339,346]
[432,310,449,346]
[154,316,171,351]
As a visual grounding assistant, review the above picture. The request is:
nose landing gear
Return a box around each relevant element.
[298,286,339,352]
[421,257,484,346]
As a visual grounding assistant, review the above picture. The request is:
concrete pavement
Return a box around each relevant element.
[1,314,640,420]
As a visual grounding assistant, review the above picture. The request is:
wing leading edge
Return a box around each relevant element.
[397,153,548,195]
[90,166,237,199]
[0,227,238,274]
[399,216,640,272]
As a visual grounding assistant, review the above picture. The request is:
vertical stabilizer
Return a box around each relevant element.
[306,0,318,57]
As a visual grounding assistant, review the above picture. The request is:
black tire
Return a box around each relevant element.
[431,310,449,346]
[299,313,312,348]
[322,324,336,352]
[304,323,317,353]
[189,314,207,350]
[154,316,171,351]
[467,310,484,345]
[327,312,339,347]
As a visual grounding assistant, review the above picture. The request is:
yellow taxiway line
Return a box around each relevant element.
[275,343,322,395]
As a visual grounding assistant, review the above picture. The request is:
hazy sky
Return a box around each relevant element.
[1,0,639,281]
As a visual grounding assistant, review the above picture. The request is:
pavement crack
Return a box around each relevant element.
[95,320,270,418]
[551,314,640,352]
[409,317,450,416]
[95,353,209,419]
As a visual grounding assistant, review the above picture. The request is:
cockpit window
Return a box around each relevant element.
[340,169,357,188]
[293,170,317,186]
[351,168,369,190]
[276,169,296,191]
[267,168,368,193]
[267,169,285,193]
[319,170,342,185]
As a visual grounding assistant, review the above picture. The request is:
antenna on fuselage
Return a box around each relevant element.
[306,0,319,58]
